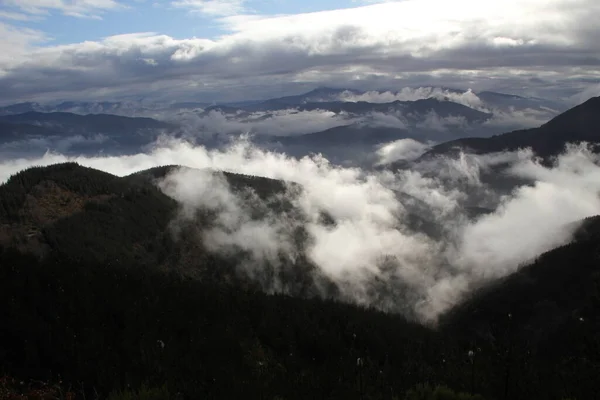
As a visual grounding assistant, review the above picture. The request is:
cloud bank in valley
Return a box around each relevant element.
[1,139,599,322]
[173,109,352,137]
[154,94,559,147]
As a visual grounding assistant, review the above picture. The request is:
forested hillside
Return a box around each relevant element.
[0,163,599,399]
[424,96,600,159]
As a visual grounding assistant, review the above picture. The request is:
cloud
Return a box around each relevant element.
[1,139,599,323]
[337,88,485,110]
[0,134,109,158]
[172,0,247,16]
[376,139,431,165]
[360,112,408,130]
[569,83,600,106]
[158,167,295,278]
[161,105,493,147]
[0,22,48,65]
[2,0,125,19]
[415,112,468,132]
[171,109,352,137]
[424,144,600,318]
[1,0,599,102]
[483,107,558,129]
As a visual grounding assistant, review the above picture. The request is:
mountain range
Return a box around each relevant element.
[0,111,181,157]
[1,92,600,399]
[1,164,599,399]
[0,86,572,164]
[0,87,564,117]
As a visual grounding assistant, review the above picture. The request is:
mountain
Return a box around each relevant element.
[0,163,324,290]
[259,87,362,106]
[194,88,565,151]
[254,101,492,164]
[424,96,600,159]
[440,215,600,399]
[51,101,152,116]
[269,125,412,147]
[477,91,567,113]
[445,216,600,335]
[256,87,537,109]
[0,88,564,155]
[0,86,561,116]
[0,112,181,157]
[205,97,492,123]
[0,163,294,269]
[0,101,155,117]
[0,102,45,115]
[255,125,419,165]
[206,86,563,117]
[1,162,600,399]
[0,111,175,134]
[0,121,62,140]
[0,240,438,399]
[168,101,212,110]
[0,87,565,127]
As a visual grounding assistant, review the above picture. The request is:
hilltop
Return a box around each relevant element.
[0,163,325,293]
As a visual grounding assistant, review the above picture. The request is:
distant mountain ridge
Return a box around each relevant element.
[2,91,600,400]
[205,97,492,122]
[0,163,301,280]
[0,87,576,165]
[0,111,182,157]
[0,86,566,117]
[0,111,175,133]
[424,96,600,159]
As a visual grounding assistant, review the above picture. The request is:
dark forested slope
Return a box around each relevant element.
[0,162,319,289]
[441,215,600,399]
[425,96,600,159]
[1,162,600,399]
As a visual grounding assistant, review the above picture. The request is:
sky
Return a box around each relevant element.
[1,0,600,104]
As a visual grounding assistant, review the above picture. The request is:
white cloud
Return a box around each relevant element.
[337,88,485,110]
[2,0,125,18]
[415,112,468,132]
[376,139,431,165]
[483,107,557,129]
[1,140,599,323]
[158,167,293,273]
[0,22,48,65]
[173,109,351,137]
[172,0,247,16]
[218,0,596,53]
[569,83,600,106]
[423,144,600,318]
[0,11,40,21]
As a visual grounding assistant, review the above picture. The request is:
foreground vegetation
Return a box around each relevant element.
[0,375,488,400]
[1,240,599,399]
